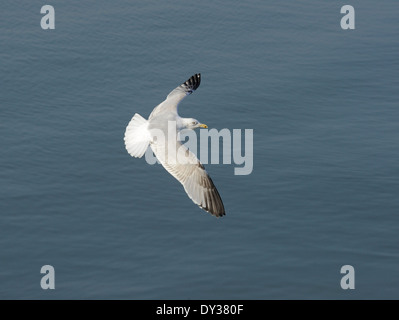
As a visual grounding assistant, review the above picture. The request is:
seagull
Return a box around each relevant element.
[124,74,225,217]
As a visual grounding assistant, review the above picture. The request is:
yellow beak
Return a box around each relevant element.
[199,124,208,128]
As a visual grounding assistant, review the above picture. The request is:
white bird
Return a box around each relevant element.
[124,74,225,217]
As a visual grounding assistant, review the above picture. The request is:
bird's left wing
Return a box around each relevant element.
[149,73,201,120]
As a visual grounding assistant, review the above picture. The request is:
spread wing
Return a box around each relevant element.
[149,73,201,120]
[150,139,225,217]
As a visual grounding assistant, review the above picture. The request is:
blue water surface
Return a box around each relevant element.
[0,0,398,299]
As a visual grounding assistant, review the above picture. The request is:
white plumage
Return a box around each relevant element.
[124,74,225,217]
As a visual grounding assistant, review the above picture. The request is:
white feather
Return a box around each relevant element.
[124,113,151,158]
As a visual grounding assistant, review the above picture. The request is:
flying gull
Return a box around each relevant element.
[124,74,225,217]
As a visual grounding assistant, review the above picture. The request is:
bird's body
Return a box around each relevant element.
[124,74,225,217]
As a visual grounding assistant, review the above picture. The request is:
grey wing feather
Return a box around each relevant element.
[150,140,225,217]
[149,73,201,119]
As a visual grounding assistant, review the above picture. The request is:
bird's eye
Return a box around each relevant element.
[192,121,197,125]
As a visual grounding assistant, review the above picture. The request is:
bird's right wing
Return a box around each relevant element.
[150,139,225,217]
[149,74,201,120]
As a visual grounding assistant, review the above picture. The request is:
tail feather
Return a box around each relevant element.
[124,113,150,158]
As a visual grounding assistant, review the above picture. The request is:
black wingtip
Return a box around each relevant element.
[182,73,201,94]
[199,205,225,218]
[199,183,225,218]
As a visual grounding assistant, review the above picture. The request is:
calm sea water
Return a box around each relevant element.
[1,0,398,299]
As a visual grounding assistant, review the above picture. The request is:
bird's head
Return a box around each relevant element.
[183,118,208,130]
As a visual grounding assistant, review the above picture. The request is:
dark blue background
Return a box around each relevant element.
[1,0,398,299]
